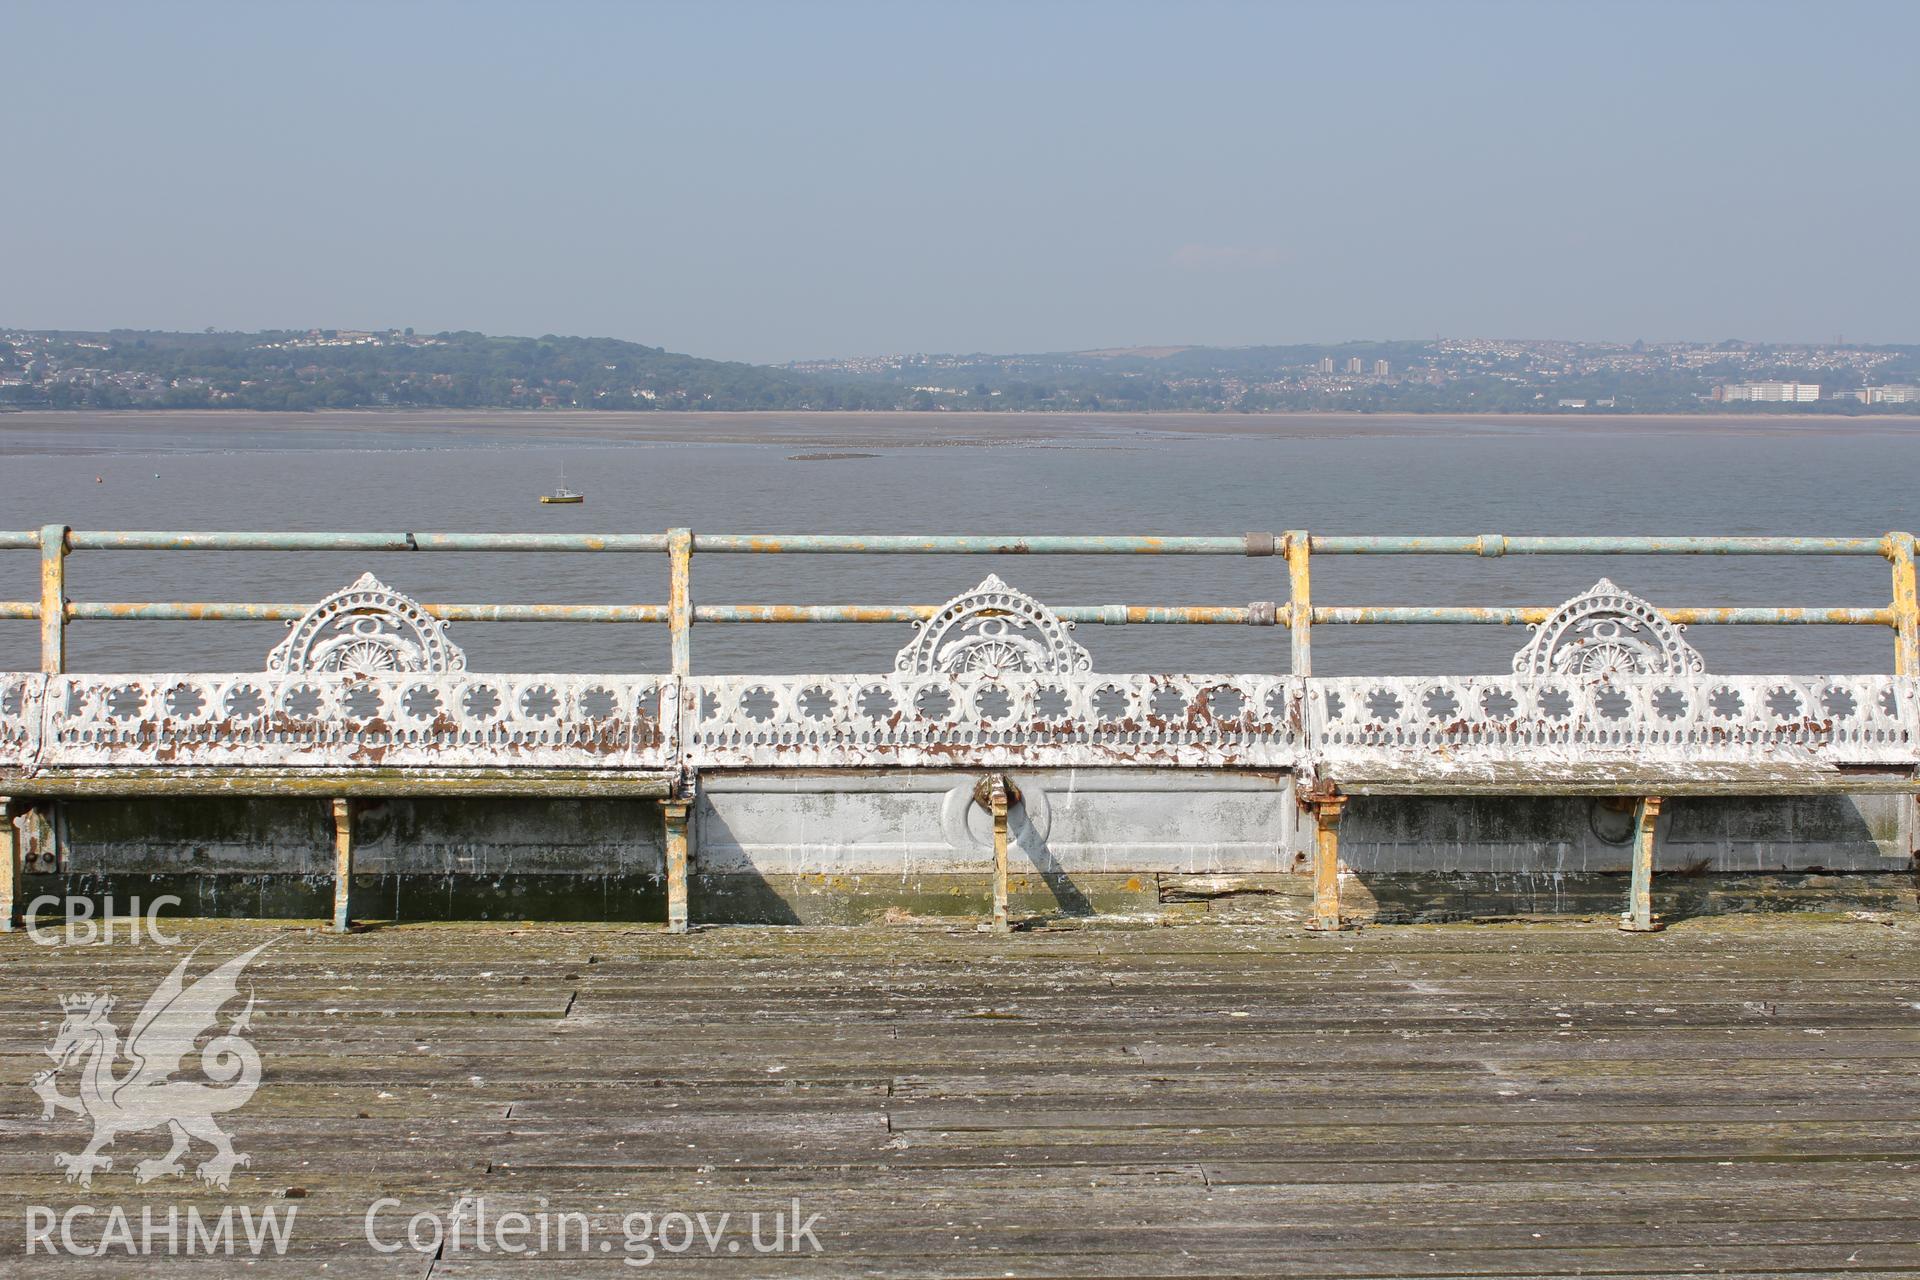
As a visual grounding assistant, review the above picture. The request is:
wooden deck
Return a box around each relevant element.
[2,911,1918,1276]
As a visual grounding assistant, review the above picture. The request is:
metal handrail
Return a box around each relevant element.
[5,527,1916,678]
[0,529,1891,554]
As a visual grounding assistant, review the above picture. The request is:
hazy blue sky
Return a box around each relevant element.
[4,1,1916,362]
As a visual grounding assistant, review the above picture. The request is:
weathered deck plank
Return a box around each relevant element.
[0,914,1914,1275]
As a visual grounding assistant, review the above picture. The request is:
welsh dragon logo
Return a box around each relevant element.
[30,942,272,1190]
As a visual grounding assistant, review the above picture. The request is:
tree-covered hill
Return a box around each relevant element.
[0,328,896,411]
[5,328,1916,413]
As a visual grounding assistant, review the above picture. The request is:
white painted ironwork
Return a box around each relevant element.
[0,673,43,767]
[266,572,465,674]
[2,578,1917,787]
[32,673,667,770]
[1513,578,1705,677]
[1310,674,1918,783]
[686,673,1303,769]
[4,668,1915,779]
[895,574,1092,676]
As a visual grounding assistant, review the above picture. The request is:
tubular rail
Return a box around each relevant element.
[2,528,1915,678]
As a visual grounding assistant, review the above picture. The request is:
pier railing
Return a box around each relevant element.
[2,528,1919,936]
[3,528,1915,676]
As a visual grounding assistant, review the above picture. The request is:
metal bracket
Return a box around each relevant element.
[974,774,1021,934]
[1304,791,1352,933]
[1619,795,1665,933]
[1245,532,1276,557]
[330,797,355,933]
[971,773,1022,811]
[661,793,694,935]
[0,798,16,932]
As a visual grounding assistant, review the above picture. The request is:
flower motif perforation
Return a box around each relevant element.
[28,673,673,774]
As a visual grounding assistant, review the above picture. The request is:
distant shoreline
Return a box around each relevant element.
[11,329,1913,417]
[0,406,1907,425]
[3,408,1918,457]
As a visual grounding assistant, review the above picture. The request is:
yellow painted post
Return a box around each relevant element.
[38,526,70,880]
[1620,795,1664,933]
[667,528,693,676]
[1885,534,1919,860]
[1306,794,1348,931]
[661,799,690,934]
[39,524,69,674]
[990,777,1010,934]
[0,799,16,932]
[331,798,355,933]
[1889,533,1918,676]
[974,774,1016,933]
[1285,529,1311,676]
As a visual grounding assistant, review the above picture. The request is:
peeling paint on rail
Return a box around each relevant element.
[2,530,1915,680]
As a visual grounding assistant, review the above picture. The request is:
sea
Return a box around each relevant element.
[0,410,1913,677]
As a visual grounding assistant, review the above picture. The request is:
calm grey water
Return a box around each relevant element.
[0,412,1914,677]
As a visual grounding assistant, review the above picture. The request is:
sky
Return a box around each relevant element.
[3,1,1916,363]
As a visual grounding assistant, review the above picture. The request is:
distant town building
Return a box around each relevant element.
[1847,385,1919,404]
[1556,398,1588,409]
[1716,381,1821,403]
[1372,359,1390,377]
[1344,357,1363,374]
[1317,357,1335,374]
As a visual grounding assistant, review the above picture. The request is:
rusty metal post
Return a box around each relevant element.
[0,799,16,932]
[662,528,695,904]
[1894,535,1920,859]
[989,777,1010,934]
[667,527,693,676]
[1888,533,1918,676]
[1621,796,1664,933]
[975,774,1017,934]
[330,798,355,933]
[1306,793,1349,932]
[39,524,69,674]
[661,798,691,934]
[34,531,73,873]
[1285,529,1311,676]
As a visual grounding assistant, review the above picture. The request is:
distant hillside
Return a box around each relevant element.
[789,339,1920,414]
[5,328,1917,414]
[0,328,895,412]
